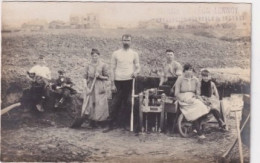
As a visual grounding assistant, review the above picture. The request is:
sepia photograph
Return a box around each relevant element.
[1,1,251,162]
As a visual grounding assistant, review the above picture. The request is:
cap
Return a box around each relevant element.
[58,70,65,74]
[91,48,100,55]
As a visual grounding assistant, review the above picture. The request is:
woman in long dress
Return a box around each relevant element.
[82,48,109,127]
[175,63,210,139]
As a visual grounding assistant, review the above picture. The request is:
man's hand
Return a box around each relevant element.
[169,88,175,96]
[131,72,138,78]
[111,82,117,93]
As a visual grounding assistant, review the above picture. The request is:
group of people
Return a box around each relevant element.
[23,34,226,139]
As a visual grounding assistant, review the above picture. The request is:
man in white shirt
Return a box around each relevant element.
[104,34,140,132]
[23,58,51,112]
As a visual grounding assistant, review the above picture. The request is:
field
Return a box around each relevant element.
[1,28,251,162]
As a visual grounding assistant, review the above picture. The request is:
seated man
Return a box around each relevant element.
[159,49,182,132]
[21,66,50,112]
[159,49,182,87]
[52,70,77,108]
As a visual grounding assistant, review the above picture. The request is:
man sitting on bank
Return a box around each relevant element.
[52,70,77,108]
[21,58,51,112]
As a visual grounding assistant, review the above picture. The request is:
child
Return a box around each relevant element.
[53,70,77,108]
[200,69,226,129]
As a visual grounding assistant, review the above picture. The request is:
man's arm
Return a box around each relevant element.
[111,52,117,91]
[212,82,220,99]
[133,52,140,77]
[175,62,183,76]
[174,77,181,98]
[159,66,168,86]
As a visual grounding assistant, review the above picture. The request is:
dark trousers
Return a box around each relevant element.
[56,88,71,99]
[21,84,49,108]
[194,116,206,136]
[109,79,133,126]
[194,109,223,135]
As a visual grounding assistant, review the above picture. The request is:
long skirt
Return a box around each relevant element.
[83,79,109,121]
[178,92,210,121]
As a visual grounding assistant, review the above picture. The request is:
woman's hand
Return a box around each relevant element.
[85,87,92,95]
[95,72,100,78]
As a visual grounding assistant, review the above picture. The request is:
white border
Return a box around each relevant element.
[1,0,259,162]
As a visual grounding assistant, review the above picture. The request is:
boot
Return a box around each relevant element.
[88,120,97,129]
[36,96,45,112]
[36,104,44,112]
[70,114,88,128]
[54,97,65,108]
[102,121,116,133]
[218,119,226,129]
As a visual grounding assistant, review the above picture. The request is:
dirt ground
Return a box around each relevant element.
[1,95,250,162]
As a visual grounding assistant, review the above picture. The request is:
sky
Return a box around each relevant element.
[2,2,251,28]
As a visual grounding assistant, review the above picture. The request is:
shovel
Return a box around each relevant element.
[70,77,96,128]
[130,78,135,132]
[81,77,97,116]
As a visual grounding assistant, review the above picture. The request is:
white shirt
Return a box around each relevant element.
[111,48,140,81]
[29,65,51,80]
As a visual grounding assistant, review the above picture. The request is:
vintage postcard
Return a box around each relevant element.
[1,1,251,162]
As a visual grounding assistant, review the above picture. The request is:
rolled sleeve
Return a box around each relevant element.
[84,66,89,79]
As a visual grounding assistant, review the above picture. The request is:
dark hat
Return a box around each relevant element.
[166,49,174,53]
[27,71,35,75]
[201,69,210,76]
[183,63,195,72]
[91,48,100,55]
[58,70,65,74]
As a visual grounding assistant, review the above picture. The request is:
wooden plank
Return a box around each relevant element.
[1,102,21,116]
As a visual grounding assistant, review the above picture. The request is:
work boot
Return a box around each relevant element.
[36,104,44,112]
[54,98,64,108]
[36,96,45,112]
[103,122,116,133]
[70,115,88,129]
[88,120,97,129]
[218,119,226,129]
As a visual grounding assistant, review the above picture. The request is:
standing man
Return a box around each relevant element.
[103,34,141,132]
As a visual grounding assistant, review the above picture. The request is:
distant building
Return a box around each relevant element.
[70,16,81,28]
[70,13,100,29]
[49,20,68,29]
[21,19,48,31]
